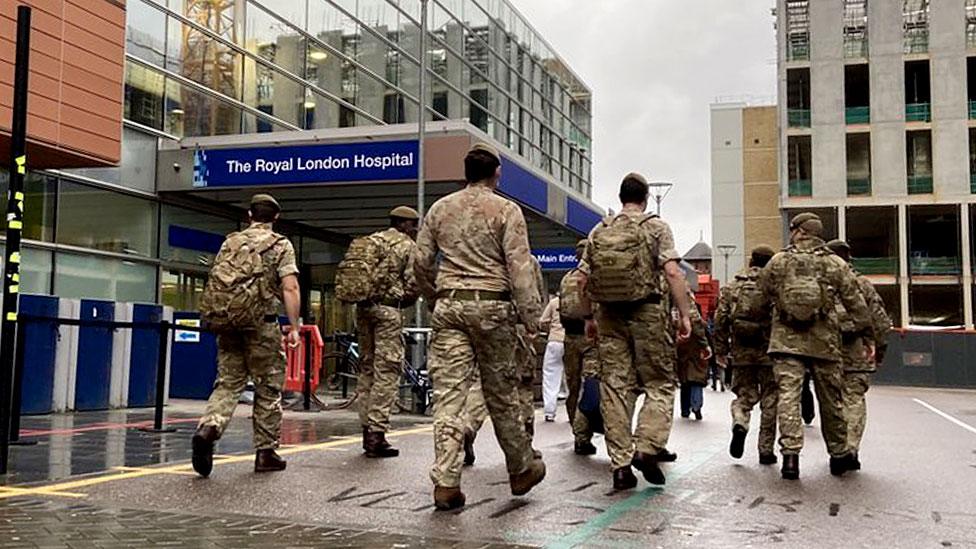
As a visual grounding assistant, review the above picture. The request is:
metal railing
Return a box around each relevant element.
[906,103,931,122]
[969,100,976,120]
[852,257,898,275]
[907,175,933,194]
[788,179,812,196]
[787,43,810,61]
[910,257,962,276]
[846,106,870,124]
[847,178,871,196]
[788,109,811,128]
[971,173,976,194]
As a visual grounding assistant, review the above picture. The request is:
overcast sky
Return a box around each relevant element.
[516,0,778,255]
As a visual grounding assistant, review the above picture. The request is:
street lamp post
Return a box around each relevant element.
[415,0,429,330]
[647,181,674,216]
[716,244,737,284]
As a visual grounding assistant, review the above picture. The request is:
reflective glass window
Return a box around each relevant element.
[0,172,56,242]
[55,253,158,303]
[57,182,158,258]
[126,0,167,66]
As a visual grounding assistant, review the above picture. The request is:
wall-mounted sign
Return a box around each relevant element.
[192,140,419,188]
[175,318,201,344]
[533,248,579,271]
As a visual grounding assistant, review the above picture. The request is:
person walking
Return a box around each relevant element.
[539,295,566,422]
[192,193,301,478]
[335,206,419,458]
[758,212,874,480]
[414,142,546,510]
[578,173,692,490]
[677,296,711,420]
[715,245,779,465]
[826,239,892,471]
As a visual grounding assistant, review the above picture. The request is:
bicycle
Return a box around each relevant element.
[396,329,433,416]
[319,332,361,410]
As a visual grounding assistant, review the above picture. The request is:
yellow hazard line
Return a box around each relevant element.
[0,424,432,500]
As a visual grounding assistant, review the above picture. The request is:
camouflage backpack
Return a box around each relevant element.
[586,213,660,304]
[731,270,768,342]
[200,231,284,332]
[776,249,829,326]
[558,267,588,320]
[335,232,394,303]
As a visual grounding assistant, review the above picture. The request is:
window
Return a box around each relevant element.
[787,136,812,196]
[787,68,811,127]
[903,0,929,54]
[54,252,157,304]
[906,130,933,194]
[875,284,901,328]
[64,127,158,193]
[57,181,158,258]
[124,61,165,130]
[0,245,53,295]
[125,0,166,66]
[0,172,56,242]
[968,0,976,49]
[908,205,960,276]
[905,60,931,122]
[160,205,238,266]
[844,0,869,58]
[785,1,811,61]
[846,133,871,195]
[845,64,870,124]
[968,58,976,120]
[847,206,898,274]
[910,285,962,327]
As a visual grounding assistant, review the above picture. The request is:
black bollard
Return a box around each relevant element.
[140,320,176,433]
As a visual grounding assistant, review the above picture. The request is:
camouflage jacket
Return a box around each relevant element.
[759,235,873,362]
[375,227,418,304]
[413,184,541,330]
[835,270,892,372]
[714,267,772,366]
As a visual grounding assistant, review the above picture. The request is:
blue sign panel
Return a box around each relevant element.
[567,197,603,235]
[499,157,548,214]
[193,140,419,187]
[533,248,578,271]
[168,225,225,254]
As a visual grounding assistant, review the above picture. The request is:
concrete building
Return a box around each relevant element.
[710,103,781,284]
[773,0,976,329]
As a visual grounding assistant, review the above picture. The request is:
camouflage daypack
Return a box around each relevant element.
[777,248,829,326]
[200,231,284,332]
[335,232,394,303]
[586,213,660,304]
[558,267,588,320]
[731,270,768,342]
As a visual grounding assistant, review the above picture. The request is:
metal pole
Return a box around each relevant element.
[415,0,428,330]
[141,320,176,433]
[303,329,311,411]
[0,6,32,475]
[8,321,34,445]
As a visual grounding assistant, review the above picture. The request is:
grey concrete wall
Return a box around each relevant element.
[810,0,846,199]
[869,0,908,198]
[710,105,746,284]
[930,1,970,198]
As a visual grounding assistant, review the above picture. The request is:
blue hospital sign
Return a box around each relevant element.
[533,248,578,271]
[192,140,419,187]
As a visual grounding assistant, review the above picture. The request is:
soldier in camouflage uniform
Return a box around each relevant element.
[826,239,892,471]
[579,173,693,491]
[560,240,599,456]
[414,142,546,510]
[758,213,874,480]
[356,206,419,458]
[461,257,544,466]
[192,194,301,477]
[714,245,778,465]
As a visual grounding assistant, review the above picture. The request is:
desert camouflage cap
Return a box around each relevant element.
[751,244,776,258]
[250,193,280,212]
[467,142,500,162]
[825,239,851,254]
[389,205,420,220]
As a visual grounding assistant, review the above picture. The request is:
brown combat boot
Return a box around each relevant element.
[254,449,287,473]
[433,486,466,510]
[191,425,219,478]
[509,458,546,496]
[612,466,638,491]
[631,451,666,485]
[364,431,400,458]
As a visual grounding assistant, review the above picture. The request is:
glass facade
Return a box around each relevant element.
[124,0,593,195]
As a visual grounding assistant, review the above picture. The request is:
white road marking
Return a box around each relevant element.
[913,398,976,436]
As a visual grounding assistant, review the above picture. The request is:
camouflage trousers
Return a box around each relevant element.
[563,333,599,444]
[429,299,535,488]
[842,372,871,453]
[356,304,404,433]
[462,327,537,440]
[596,301,676,470]
[730,364,778,455]
[772,355,849,457]
[198,323,286,450]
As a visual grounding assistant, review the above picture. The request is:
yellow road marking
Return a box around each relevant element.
[1,425,433,499]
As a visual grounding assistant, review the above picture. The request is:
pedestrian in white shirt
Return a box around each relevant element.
[540,295,565,422]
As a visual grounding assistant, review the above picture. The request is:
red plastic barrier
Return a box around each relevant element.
[283,325,323,393]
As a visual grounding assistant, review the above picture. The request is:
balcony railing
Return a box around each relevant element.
[844,38,868,59]
[904,33,929,54]
[972,173,976,194]
[970,100,976,119]
[787,43,810,61]
[910,257,962,276]
[905,103,931,122]
[907,175,933,194]
[788,179,812,196]
[788,109,811,128]
[847,178,871,196]
[852,257,898,275]
[845,106,870,125]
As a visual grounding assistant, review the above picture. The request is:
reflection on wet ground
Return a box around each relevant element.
[2,400,429,485]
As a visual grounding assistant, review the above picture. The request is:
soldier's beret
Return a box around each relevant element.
[250,193,280,212]
[751,245,776,258]
[826,239,851,254]
[389,206,420,220]
[467,142,501,162]
[623,172,648,185]
[789,212,823,235]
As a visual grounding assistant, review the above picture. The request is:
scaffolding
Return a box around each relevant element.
[181,0,242,136]
[967,0,976,49]
[843,0,868,59]
[903,0,930,54]
[785,0,810,61]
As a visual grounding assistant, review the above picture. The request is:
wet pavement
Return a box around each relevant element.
[0,386,974,548]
